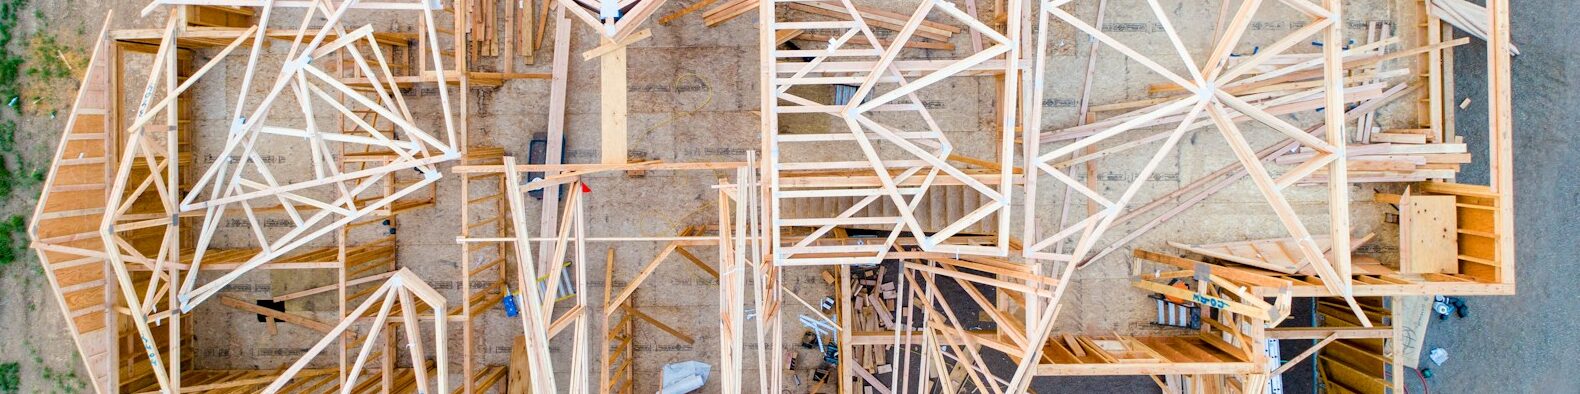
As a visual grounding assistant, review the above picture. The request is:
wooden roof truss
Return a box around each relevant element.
[261,268,449,393]
[762,0,1021,266]
[1021,0,1375,334]
[168,0,462,311]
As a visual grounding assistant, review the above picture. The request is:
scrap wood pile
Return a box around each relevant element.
[841,265,901,389]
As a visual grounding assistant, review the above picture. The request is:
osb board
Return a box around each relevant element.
[1400,195,1457,274]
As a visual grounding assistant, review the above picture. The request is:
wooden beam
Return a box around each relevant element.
[1266,327,1393,340]
[582,28,650,60]
[623,305,696,344]
[1271,334,1339,375]
[599,37,628,164]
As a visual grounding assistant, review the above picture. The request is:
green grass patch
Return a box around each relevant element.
[0,0,51,239]
[25,33,73,82]
[0,215,24,266]
[0,362,19,394]
[0,0,30,106]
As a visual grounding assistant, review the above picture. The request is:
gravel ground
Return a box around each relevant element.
[1397,2,1580,394]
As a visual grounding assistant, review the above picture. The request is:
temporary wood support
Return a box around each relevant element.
[539,8,573,265]
[716,160,758,394]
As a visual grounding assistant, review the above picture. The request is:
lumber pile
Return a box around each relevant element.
[848,266,899,332]
[467,0,534,61]
[702,0,755,26]
[842,265,901,389]
[1276,141,1470,183]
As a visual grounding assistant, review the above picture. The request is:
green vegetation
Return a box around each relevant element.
[0,215,24,266]
[0,0,54,267]
[0,0,29,157]
[25,33,73,82]
[0,362,18,394]
[0,0,29,105]
[0,119,44,215]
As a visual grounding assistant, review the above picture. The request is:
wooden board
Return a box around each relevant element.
[1400,194,1459,274]
[1168,235,1368,275]
[599,37,628,164]
[508,335,529,394]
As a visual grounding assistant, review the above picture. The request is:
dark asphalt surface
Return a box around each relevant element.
[1400,2,1580,393]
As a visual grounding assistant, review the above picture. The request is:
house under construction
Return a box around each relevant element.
[26,0,1515,392]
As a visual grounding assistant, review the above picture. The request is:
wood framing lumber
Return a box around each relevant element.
[1267,327,1393,340]
[536,9,573,266]
[702,0,754,26]
[659,0,719,25]
[1082,84,1420,266]
[623,305,696,344]
[262,269,446,393]
[28,12,117,392]
[500,157,559,394]
[20,0,1528,390]
[272,271,398,302]
[218,296,340,334]
[583,29,651,60]
[604,243,679,313]
[598,36,628,165]
[1429,0,1518,55]
[1272,334,1339,375]
[453,161,745,174]
[1132,249,1293,290]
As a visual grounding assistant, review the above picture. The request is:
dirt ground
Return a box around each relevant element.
[0,0,159,391]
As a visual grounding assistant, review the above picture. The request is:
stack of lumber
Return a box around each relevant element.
[469,0,499,56]
[843,266,899,381]
[1275,140,1470,183]
[701,0,756,26]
